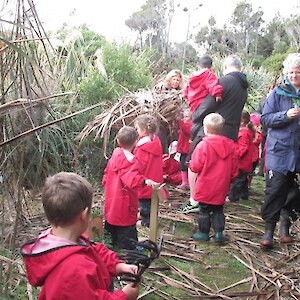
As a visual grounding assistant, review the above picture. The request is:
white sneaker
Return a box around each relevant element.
[178,202,199,213]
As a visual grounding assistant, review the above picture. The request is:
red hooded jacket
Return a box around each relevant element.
[251,130,263,163]
[184,69,223,113]
[237,127,254,173]
[177,120,192,154]
[134,135,163,199]
[162,154,181,184]
[189,135,238,205]
[21,229,126,300]
[102,147,145,226]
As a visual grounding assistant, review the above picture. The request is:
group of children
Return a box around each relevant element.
[20,55,265,298]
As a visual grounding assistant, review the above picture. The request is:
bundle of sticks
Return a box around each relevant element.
[77,89,185,155]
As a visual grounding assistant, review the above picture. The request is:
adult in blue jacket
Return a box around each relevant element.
[260,53,300,249]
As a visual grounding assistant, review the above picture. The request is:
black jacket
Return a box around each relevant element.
[192,71,248,142]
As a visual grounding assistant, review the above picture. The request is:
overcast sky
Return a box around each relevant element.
[3,0,300,43]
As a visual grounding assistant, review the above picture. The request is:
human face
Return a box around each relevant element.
[170,75,181,89]
[183,112,191,122]
[287,66,300,91]
[135,124,147,137]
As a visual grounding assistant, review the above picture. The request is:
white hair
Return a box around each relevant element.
[223,55,242,70]
[283,53,300,75]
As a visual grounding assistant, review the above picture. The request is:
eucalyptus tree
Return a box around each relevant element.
[230,1,264,55]
[194,16,236,55]
[125,0,175,54]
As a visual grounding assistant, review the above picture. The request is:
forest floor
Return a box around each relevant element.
[7,175,300,299]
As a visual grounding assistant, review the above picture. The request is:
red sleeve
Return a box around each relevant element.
[119,160,144,189]
[94,243,124,277]
[101,161,109,186]
[41,251,127,300]
[205,72,223,98]
[189,142,206,173]
[134,147,149,175]
[237,131,251,159]
[231,144,239,180]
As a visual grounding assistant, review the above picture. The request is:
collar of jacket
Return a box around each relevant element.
[276,77,300,99]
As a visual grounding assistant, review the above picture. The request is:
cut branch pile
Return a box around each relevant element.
[14,178,300,299]
[77,89,185,155]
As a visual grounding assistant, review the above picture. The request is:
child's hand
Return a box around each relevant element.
[216,96,222,102]
[145,179,160,189]
[122,282,140,300]
[116,263,138,275]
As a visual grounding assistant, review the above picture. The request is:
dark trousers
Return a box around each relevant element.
[105,221,138,250]
[139,198,151,227]
[228,170,249,201]
[197,203,225,233]
[261,170,300,223]
[180,153,188,171]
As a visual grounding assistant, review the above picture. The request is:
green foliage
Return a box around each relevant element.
[102,42,152,92]
[261,52,287,75]
[78,67,116,104]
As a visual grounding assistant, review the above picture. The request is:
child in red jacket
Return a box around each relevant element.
[189,113,238,243]
[184,55,223,114]
[102,126,159,250]
[134,114,164,227]
[162,141,181,185]
[248,113,263,187]
[21,172,140,300]
[228,110,255,202]
[176,108,192,189]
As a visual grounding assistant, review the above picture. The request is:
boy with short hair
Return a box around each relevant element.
[184,55,223,114]
[21,172,140,300]
[102,126,159,249]
[189,113,238,243]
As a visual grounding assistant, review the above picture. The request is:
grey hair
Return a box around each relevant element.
[203,113,224,134]
[283,53,300,75]
[223,55,242,70]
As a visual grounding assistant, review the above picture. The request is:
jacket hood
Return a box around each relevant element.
[109,147,135,172]
[228,71,249,89]
[136,135,162,157]
[203,135,234,159]
[188,69,210,89]
[21,234,90,287]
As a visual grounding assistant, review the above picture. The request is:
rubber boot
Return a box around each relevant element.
[192,211,210,241]
[176,171,189,189]
[260,223,276,249]
[212,210,229,243]
[214,232,229,243]
[279,210,293,244]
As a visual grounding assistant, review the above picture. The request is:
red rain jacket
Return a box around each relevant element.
[184,69,223,113]
[189,135,238,205]
[162,154,181,184]
[21,230,126,300]
[102,147,145,226]
[134,135,163,199]
[177,120,192,154]
[237,127,254,173]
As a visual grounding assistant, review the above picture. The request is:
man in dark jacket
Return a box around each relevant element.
[189,55,249,156]
[181,55,249,213]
